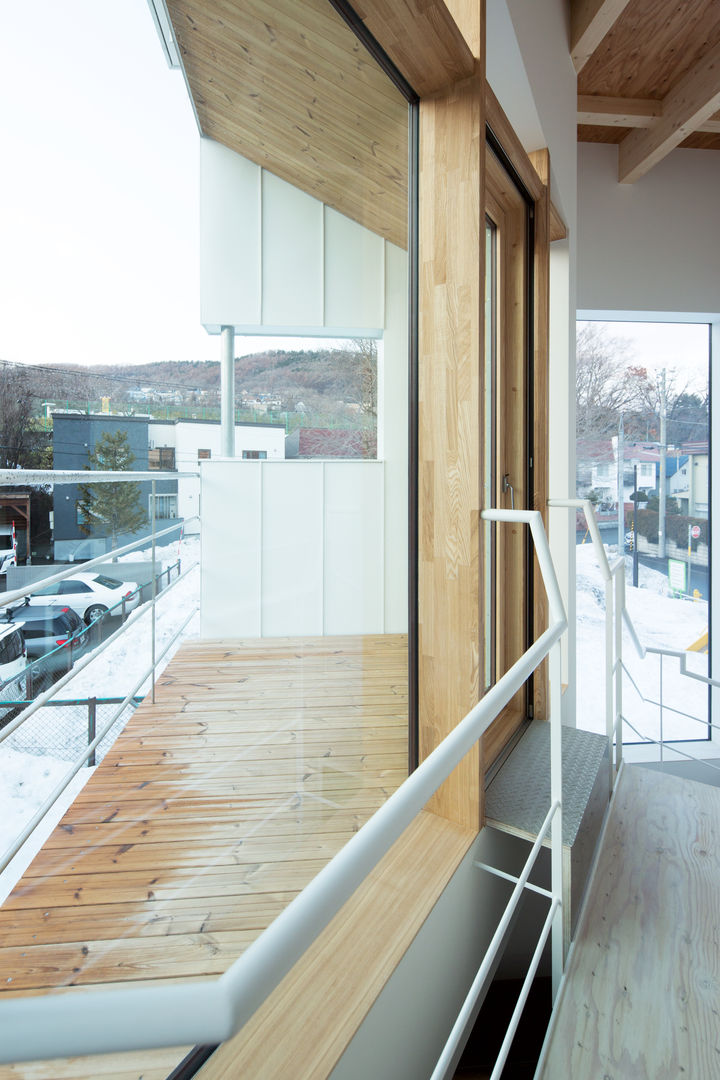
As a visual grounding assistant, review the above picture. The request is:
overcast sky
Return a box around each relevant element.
[0,0,217,370]
[0,2,713,383]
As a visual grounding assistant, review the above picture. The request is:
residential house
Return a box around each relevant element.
[52,412,285,556]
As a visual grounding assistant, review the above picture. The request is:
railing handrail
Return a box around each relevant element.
[0,558,198,747]
[0,468,199,484]
[0,509,567,1064]
[553,496,713,671]
[0,517,197,610]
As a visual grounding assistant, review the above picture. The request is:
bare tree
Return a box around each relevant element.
[576,324,636,438]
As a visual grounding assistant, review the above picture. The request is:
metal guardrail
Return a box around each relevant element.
[0,602,199,876]
[0,508,568,1069]
[551,497,714,781]
[0,468,201,885]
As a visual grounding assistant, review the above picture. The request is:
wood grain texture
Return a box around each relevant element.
[578,0,720,100]
[0,1046,191,1080]
[571,0,632,73]
[483,146,528,765]
[418,73,484,830]
[443,0,484,59]
[193,811,475,1080]
[166,0,409,247]
[539,766,720,1078]
[0,635,407,1080]
[618,37,720,181]
[351,0,476,94]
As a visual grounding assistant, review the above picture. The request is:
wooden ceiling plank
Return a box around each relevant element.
[167,0,410,247]
[619,38,720,182]
[571,0,633,74]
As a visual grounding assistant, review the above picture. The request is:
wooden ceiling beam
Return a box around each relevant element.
[618,39,720,182]
[350,0,476,96]
[579,94,720,133]
[570,0,632,74]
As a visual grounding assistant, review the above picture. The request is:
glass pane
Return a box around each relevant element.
[576,320,710,746]
[0,0,413,1046]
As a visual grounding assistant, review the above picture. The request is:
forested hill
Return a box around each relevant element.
[10,345,376,416]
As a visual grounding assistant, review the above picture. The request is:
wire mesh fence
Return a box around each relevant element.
[1,696,142,763]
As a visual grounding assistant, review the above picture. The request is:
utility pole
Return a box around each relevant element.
[633,464,639,587]
[617,413,624,552]
[658,369,667,559]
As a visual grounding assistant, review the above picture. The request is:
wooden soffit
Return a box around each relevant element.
[573,0,720,180]
[166,0,411,248]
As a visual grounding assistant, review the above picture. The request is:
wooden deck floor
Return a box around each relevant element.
[0,634,408,1080]
[538,764,720,1078]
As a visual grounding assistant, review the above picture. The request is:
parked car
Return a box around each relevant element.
[0,534,17,574]
[0,622,27,718]
[5,603,89,686]
[25,572,140,625]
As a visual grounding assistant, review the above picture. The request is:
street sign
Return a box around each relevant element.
[668,558,687,594]
[691,524,701,540]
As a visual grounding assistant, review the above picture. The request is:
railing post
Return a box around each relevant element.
[615,568,624,774]
[550,637,564,999]
[605,575,614,797]
[659,653,664,764]
[88,697,96,767]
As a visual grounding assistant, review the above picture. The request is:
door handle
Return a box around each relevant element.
[502,473,515,510]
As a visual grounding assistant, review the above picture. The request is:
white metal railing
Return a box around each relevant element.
[551,497,715,779]
[0,469,200,874]
[549,498,624,793]
[0,508,568,1066]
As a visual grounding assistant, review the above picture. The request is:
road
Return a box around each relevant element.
[577,526,709,600]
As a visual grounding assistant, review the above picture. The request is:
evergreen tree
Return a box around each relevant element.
[76,431,146,550]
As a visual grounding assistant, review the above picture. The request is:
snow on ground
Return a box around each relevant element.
[0,536,200,862]
[0,749,73,862]
[576,541,709,744]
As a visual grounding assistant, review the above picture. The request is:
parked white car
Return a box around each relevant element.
[25,572,141,625]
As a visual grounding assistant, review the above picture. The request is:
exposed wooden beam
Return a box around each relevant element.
[351,0,476,96]
[618,39,720,182]
[579,94,720,134]
[571,0,632,74]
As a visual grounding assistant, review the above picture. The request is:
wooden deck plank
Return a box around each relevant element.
[0,634,409,1080]
[538,765,720,1079]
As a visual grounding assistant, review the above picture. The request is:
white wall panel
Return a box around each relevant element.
[323,462,384,635]
[261,463,324,636]
[199,139,261,329]
[200,461,262,637]
[262,172,323,326]
[578,143,720,315]
[324,207,384,331]
[201,461,386,638]
[200,140,389,336]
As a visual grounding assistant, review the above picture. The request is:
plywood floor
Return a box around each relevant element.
[538,764,720,1078]
[0,634,408,1080]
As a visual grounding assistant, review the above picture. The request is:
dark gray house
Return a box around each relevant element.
[52,413,177,561]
